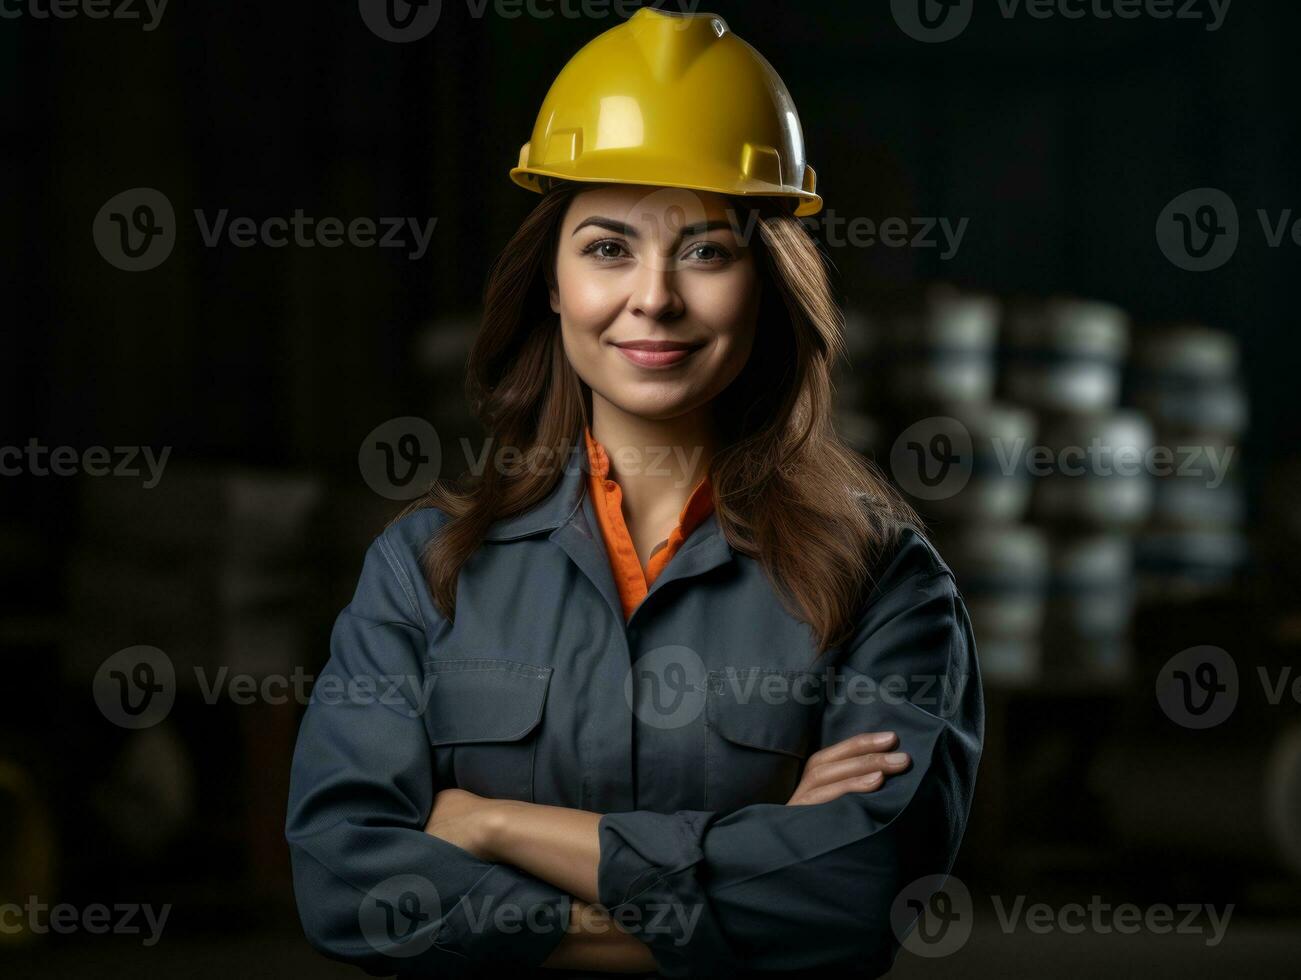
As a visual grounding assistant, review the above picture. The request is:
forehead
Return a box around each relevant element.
[563,184,739,233]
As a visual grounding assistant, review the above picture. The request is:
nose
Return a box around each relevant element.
[629,255,685,321]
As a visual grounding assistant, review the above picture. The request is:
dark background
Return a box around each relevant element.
[3,0,1300,976]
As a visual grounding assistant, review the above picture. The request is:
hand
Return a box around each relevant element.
[424,787,517,860]
[786,731,911,806]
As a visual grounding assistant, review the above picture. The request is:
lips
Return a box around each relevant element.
[612,339,705,369]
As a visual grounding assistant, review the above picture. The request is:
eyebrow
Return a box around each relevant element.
[570,216,738,239]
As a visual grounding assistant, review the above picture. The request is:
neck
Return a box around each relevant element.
[589,393,714,521]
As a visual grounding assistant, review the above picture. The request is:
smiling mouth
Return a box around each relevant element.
[612,339,706,369]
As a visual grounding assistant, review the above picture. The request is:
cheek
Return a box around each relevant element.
[687,273,760,373]
[555,258,619,331]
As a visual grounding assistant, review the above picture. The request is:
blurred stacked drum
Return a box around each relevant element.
[1004,296,1143,681]
[882,286,1000,405]
[1003,297,1129,413]
[1129,324,1250,599]
[870,286,1055,684]
[851,290,1251,686]
[941,525,1048,682]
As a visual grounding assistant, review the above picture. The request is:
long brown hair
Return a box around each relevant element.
[398,181,923,654]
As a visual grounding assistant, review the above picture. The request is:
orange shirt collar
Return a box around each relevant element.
[582,425,715,618]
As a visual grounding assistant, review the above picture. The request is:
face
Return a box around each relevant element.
[548,184,761,422]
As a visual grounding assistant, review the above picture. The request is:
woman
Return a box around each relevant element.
[286,8,982,978]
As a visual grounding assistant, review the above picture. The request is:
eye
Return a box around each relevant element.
[684,242,732,264]
[581,239,631,262]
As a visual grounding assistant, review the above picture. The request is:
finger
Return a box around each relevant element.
[789,770,884,806]
[804,751,911,789]
[805,731,897,769]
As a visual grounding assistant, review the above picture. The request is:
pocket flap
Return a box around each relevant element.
[423,659,552,745]
[706,667,823,758]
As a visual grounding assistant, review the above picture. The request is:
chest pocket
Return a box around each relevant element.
[422,659,552,803]
[704,667,823,813]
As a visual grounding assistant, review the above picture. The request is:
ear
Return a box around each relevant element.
[545,266,560,314]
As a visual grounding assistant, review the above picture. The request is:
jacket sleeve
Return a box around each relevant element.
[285,519,572,977]
[595,530,984,977]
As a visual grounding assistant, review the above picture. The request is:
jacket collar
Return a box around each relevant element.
[479,437,591,541]
[479,434,734,623]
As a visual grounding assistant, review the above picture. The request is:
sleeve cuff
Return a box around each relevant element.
[432,863,573,969]
[597,809,737,978]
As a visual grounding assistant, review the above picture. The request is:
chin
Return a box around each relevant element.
[605,389,708,422]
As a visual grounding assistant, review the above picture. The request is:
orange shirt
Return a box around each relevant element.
[583,425,714,620]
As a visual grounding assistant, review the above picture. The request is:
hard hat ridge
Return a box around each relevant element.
[509,6,822,217]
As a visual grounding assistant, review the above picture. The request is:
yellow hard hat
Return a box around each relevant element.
[509,7,822,217]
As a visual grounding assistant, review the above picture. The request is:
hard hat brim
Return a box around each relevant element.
[509,164,823,218]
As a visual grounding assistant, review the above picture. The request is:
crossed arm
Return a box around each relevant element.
[423,730,912,973]
[286,528,981,976]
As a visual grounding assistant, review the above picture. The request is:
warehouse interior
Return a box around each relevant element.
[3,0,1301,975]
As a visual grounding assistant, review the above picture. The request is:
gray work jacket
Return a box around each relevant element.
[285,439,984,979]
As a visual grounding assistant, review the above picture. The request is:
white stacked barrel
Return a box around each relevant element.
[1003,296,1129,413]
[924,402,1037,525]
[1129,324,1250,600]
[1031,410,1150,680]
[882,284,1000,405]
[1031,410,1155,530]
[874,286,1056,682]
[1002,297,1145,681]
[938,525,1049,684]
[916,401,1043,682]
[1040,533,1134,680]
